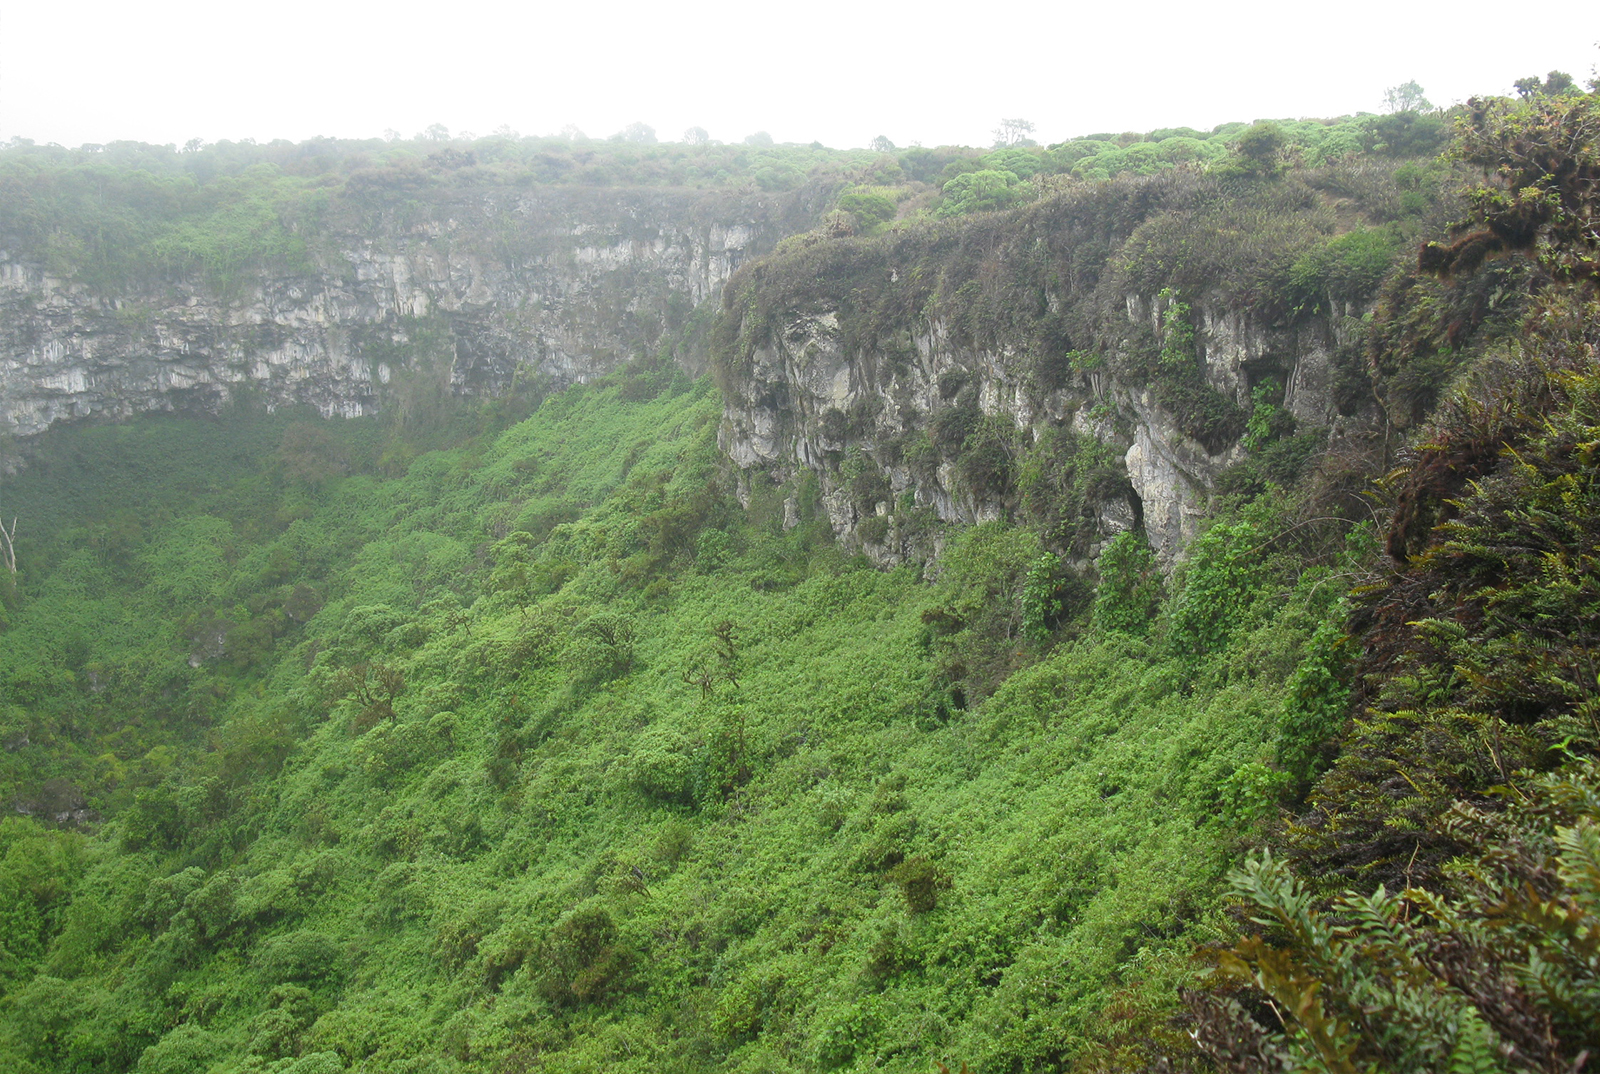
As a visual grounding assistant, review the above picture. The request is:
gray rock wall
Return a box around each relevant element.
[719,287,1361,566]
[0,187,803,440]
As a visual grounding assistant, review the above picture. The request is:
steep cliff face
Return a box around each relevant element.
[0,155,1398,564]
[718,295,1355,564]
[1115,292,1365,557]
[0,186,815,440]
[714,175,1384,565]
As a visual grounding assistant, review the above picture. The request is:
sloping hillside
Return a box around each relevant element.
[0,85,1597,1074]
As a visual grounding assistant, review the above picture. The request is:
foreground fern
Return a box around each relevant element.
[1191,759,1600,1073]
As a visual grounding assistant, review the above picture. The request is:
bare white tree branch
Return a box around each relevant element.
[0,516,15,574]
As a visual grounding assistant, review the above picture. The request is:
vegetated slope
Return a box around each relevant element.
[1,83,1597,1074]
[0,357,1357,1072]
[1185,87,1600,1072]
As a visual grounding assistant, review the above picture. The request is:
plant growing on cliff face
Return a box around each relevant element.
[1093,531,1162,636]
[842,449,892,514]
[1067,349,1104,373]
[1016,428,1131,556]
[1020,552,1065,644]
[1105,287,1251,452]
[0,515,15,576]
[930,395,982,459]
[957,416,1019,501]
[1242,382,1294,453]
[1157,289,1197,372]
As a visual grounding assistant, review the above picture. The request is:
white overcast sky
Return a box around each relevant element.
[2,0,1596,150]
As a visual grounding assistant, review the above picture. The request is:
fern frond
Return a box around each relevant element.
[1445,1010,1506,1074]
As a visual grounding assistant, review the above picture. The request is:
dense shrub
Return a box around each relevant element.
[1092,531,1162,636]
[1168,519,1275,659]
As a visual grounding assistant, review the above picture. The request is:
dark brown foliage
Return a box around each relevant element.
[1422,93,1600,286]
[333,661,406,730]
[1196,762,1600,1074]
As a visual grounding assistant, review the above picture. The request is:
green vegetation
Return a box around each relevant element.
[0,95,1457,298]
[3,78,1599,1074]
[1195,759,1600,1073]
[0,136,882,294]
[0,362,1358,1073]
[1192,84,1600,1073]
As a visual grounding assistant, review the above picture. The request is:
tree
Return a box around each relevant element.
[613,122,656,145]
[682,125,709,145]
[1233,120,1287,174]
[1361,110,1449,158]
[937,169,1023,216]
[575,612,636,679]
[869,134,895,152]
[1514,70,1577,98]
[991,117,1036,148]
[331,661,406,728]
[743,131,774,147]
[836,186,897,231]
[489,530,540,612]
[422,123,451,142]
[754,163,803,190]
[982,147,1041,179]
[680,620,741,698]
[1382,80,1432,114]
[559,124,587,142]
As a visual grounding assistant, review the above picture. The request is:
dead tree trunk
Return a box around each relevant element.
[0,516,15,574]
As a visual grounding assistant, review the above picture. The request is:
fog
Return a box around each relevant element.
[3,0,1596,148]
